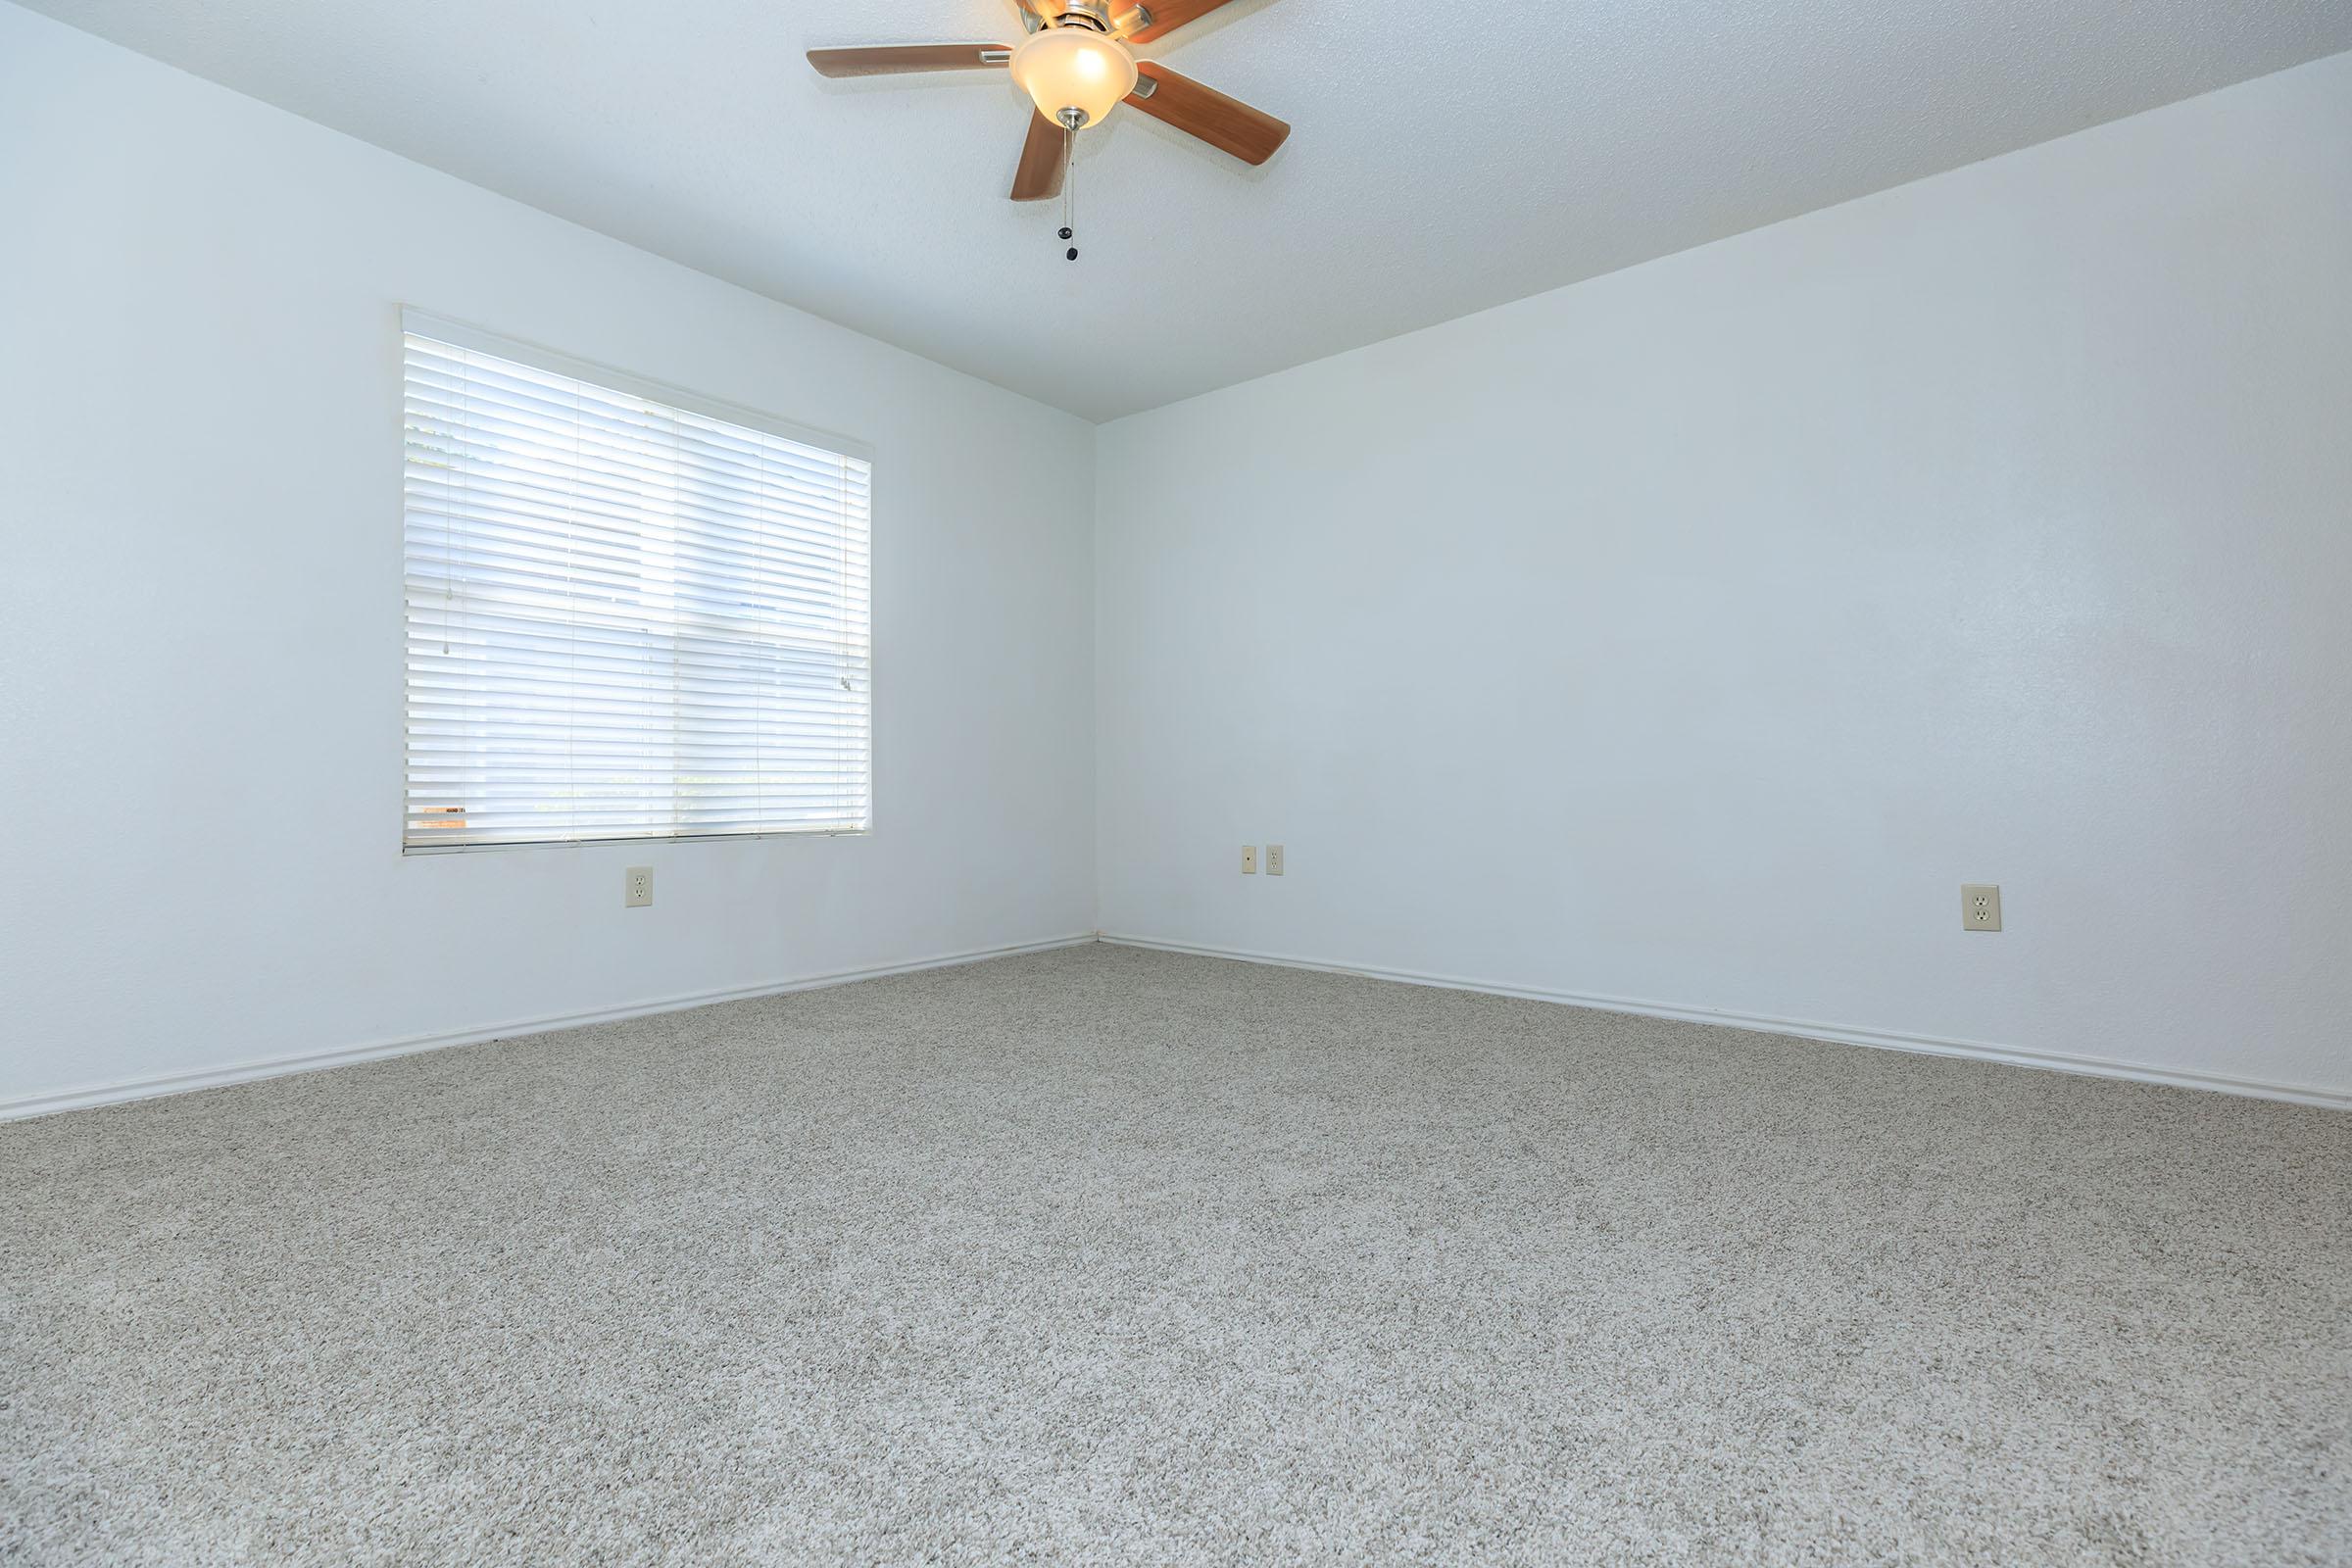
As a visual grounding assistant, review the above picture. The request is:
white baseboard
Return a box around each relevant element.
[0,934,1099,1123]
[17,931,2340,1121]
[1099,933,2352,1112]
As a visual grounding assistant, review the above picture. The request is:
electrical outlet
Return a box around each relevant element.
[1241,846,1257,875]
[625,866,654,907]
[1962,884,2000,931]
[1266,844,1284,876]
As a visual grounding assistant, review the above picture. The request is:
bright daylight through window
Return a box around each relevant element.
[401,319,871,850]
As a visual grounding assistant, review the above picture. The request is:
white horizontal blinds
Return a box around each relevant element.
[402,329,871,849]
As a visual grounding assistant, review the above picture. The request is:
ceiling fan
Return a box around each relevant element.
[808,0,1291,211]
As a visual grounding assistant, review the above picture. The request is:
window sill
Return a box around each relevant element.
[401,827,870,856]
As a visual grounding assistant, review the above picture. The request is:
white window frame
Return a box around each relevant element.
[398,310,875,855]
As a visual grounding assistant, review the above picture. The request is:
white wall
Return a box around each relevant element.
[7,5,2347,1116]
[0,3,1096,1111]
[1096,51,2352,1102]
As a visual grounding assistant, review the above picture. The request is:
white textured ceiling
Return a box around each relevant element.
[23,0,2352,417]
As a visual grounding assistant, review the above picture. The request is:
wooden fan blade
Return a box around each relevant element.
[1123,0,1250,45]
[1124,63,1290,166]
[1010,110,1065,202]
[807,44,1010,78]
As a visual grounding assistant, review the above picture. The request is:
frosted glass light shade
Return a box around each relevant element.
[1008,27,1138,128]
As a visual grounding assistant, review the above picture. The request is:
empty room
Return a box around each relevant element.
[3,0,2348,1562]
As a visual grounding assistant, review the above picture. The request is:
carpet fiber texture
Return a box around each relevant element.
[4,944,2348,1566]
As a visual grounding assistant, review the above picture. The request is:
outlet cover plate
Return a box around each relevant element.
[626,866,654,907]
[1962,884,2000,931]
[1266,844,1284,876]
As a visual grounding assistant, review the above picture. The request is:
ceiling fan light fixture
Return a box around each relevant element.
[1008,26,1137,129]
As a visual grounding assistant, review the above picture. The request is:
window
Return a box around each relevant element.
[401,317,871,850]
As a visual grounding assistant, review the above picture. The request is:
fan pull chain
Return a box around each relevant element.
[1059,121,1078,262]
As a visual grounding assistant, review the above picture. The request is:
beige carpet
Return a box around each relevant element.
[4,944,2347,1566]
